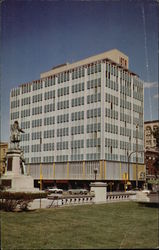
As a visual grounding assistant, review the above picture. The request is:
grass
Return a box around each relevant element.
[1,201,159,249]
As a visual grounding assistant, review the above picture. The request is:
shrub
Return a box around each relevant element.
[0,191,47,212]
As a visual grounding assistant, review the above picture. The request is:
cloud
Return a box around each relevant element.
[144,81,158,89]
[153,94,159,99]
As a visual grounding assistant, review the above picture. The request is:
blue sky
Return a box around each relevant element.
[1,0,158,142]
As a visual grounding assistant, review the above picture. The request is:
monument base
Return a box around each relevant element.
[1,174,40,192]
[90,182,107,203]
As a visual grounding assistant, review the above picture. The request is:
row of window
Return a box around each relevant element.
[21,109,30,118]
[87,123,100,133]
[44,103,55,113]
[133,91,143,102]
[105,93,118,105]
[133,144,144,152]
[72,67,85,80]
[57,127,69,137]
[71,125,84,135]
[32,93,42,103]
[44,116,55,125]
[133,104,143,113]
[11,111,19,120]
[31,157,41,163]
[22,140,142,153]
[86,138,100,148]
[11,100,20,109]
[21,145,29,153]
[43,143,54,151]
[32,119,42,127]
[87,78,101,89]
[106,153,118,161]
[31,144,41,152]
[44,90,55,100]
[71,111,84,121]
[106,63,118,77]
[87,93,101,104]
[133,130,143,139]
[57,113,69,123]
[21,97,31,106]
[87,108,101,118]
[56,155,68,162]
[21,121,30,129]
[120,113,131,123]
[71,140,84,149]
[32,81,43,91]
[71,154,83,161]
[57,86,69,97]
[120,127,131,137]
[58,72,70,84]
[44,129,54,138]
[105,138,118,148]
[57,100,69,110]
[120,98,131,110]
[11,88,20,97]
[43,156,54,163]
[133,117,143,126]
[22,84,31,94]
[120,141,131,150]
[32,106,42,115]
[87,63,101,75]
[44,76,56,87]
[120,85,131,97]
[87,153,100,160]
[57,141,69,150]
[105,79,118,92]
[72,96,84,107]
[105,108,118,120]
[105,123,118,134]
[32,131,42,140]
[72,82,85,93]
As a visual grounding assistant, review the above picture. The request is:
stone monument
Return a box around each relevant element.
[1,121,39,192]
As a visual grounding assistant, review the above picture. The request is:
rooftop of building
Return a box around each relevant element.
[40,48,131,78]
[144,120,159,125]
[15,48,139,89]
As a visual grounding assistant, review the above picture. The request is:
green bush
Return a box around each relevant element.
[148,179,159,185]
[0,191,47,212]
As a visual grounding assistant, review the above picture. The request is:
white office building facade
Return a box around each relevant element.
[10,49,145,184]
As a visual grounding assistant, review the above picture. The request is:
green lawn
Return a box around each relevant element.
[1,202,158,249]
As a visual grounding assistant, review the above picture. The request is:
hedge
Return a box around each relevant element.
[0,191,47,211]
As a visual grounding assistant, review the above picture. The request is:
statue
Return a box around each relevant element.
[10,121,24,149]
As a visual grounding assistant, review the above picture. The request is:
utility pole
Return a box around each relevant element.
[136,124,139,189]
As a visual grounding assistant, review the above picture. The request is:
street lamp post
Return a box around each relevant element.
[127,136,131,181]
[136,124,139,189]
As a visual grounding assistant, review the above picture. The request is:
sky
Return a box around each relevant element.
[1,0,158,142]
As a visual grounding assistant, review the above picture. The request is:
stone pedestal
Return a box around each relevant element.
[90,182,107,203]
[1,149,39,193]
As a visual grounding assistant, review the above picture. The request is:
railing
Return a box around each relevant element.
[106,192,136,202]
[46,192,137,208]
[47,194,95,208]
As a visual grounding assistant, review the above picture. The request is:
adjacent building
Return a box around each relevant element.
[144,120,159,149]
[10,49,145,188]
[144,120,159,180]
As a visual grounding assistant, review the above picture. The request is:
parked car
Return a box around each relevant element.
[68,188,88,195]
[45,187,63,194]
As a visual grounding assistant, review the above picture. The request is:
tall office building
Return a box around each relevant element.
[10,49,145,185]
